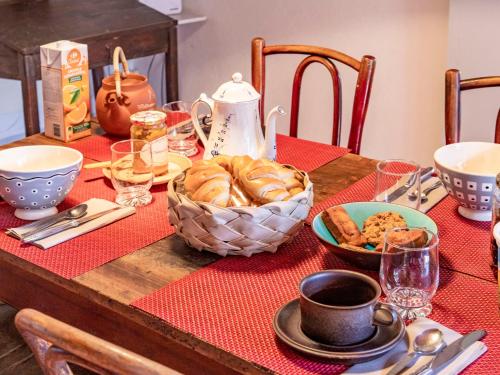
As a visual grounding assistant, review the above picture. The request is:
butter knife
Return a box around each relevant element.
[22,207,122,243]
[386,166,434,202]
[410,329,486,375]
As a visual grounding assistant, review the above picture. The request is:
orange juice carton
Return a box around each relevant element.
[40,41,91,142]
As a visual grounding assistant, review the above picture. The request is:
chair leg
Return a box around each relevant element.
[20,54,40,136]
[92,67,105,98]
[165,26,179,102]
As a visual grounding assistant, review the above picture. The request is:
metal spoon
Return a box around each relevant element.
[20,204,88,240]
[387,329,445,375]
[408,181,443,203]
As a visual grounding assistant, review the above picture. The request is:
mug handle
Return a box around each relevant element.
[372,302,399,326]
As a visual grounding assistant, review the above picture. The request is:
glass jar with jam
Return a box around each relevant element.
[130,110,168,176]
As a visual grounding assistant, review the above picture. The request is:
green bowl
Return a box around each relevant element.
[312,202,438,271]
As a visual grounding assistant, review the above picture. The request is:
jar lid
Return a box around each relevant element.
[212,72,260,103]
[130,110,166,126]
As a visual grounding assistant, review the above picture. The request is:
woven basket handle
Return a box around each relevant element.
[113,47,130,98]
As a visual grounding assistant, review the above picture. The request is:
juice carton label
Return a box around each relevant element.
[40,41,91,142]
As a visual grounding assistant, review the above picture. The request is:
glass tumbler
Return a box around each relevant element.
[380,227,439,320]
[110,139,153,207]
[375,159,422,210]
[163,101,199,157]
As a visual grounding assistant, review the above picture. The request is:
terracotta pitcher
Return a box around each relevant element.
[96,47,156,137]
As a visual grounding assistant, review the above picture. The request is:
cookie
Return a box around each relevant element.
[322,206,367,246]
[362,211,407,247]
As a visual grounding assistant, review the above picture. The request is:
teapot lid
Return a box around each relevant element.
[212,72,260,103]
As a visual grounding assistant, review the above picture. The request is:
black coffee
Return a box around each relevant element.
[309,285,375,306]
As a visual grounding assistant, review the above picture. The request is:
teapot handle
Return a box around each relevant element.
[191,93,213,148]
[112,47,130,98]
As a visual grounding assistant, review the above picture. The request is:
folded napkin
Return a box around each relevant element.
[378,176,448,213]
[344,317,487,374]
[8,198,135,249]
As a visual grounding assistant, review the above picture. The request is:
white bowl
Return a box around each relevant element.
[0,146,83,220]
[434,142,500,221]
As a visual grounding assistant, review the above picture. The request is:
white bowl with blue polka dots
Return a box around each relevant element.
[0,146,83,220]
[434,142,500,222]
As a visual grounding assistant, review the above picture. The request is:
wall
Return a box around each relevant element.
[176,0,449,165]
[448,0,500,142]
[1,0,497,166]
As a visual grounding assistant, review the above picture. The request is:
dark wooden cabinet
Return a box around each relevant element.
[0,0,179,136]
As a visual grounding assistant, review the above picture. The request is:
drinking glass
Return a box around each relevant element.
[375,159,421,210]
[380,227,439,320]
[110,139,153,207]
[163,101,199,156]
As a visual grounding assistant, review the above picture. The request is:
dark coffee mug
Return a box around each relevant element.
[299,270,398,346]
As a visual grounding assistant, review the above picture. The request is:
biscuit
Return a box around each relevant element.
[322,206,367,246]
[362,211,407,247]
[385,228,429,249]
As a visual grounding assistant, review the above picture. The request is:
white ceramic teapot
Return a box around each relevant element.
[191,72,285,160]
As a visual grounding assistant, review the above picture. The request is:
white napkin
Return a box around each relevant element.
[8,198,135,249]
[344,317,487,375]
[379,176,448,213]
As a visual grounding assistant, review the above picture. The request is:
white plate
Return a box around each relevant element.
[102,153,192,186]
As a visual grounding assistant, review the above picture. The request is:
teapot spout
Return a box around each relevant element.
[263,106,286,160]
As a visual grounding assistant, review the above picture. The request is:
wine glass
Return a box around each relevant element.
[375,159,421,210]
[379,227,439,320]
[110,139,153,207]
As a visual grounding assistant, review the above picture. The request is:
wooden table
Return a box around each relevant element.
[0,132,379,374]
[2,134,496,374]
[0,0,178,136]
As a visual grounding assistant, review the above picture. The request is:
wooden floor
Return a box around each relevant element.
[0,304,40,375]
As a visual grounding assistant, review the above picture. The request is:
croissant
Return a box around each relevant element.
[191,177,231,207]
[183,155,305,207]
[184,160,232,207]
[237,159,291,204]
[184,161,231,192]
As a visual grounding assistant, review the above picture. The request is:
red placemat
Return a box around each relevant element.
[69,134,120,161]
[0,161,174,279]
[428,268,499,374]
[133,227,363,375]
[276,134,349,172]
[132,227,499,374]
[70,134,349,171]
[306,173,496,283]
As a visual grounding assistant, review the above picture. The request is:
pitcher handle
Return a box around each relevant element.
[191,93,213,147]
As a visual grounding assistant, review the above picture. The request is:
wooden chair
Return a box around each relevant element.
[15,309,179,375]
[445,69,500,144]
[251,37,376,155]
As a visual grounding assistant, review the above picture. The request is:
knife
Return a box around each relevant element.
[21,207,122,243]
[6,204,88,239]
[410,329,486,375]
[386,166,434,202]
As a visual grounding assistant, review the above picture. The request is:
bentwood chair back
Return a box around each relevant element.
[251,37,376,155]
[445,69,500,144]
[15,309,179,375]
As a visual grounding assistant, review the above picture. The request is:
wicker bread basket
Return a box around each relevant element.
[167,166,313,256]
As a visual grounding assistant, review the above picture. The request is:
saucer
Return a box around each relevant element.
[273,299,405,364]
[102,153,192,186]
